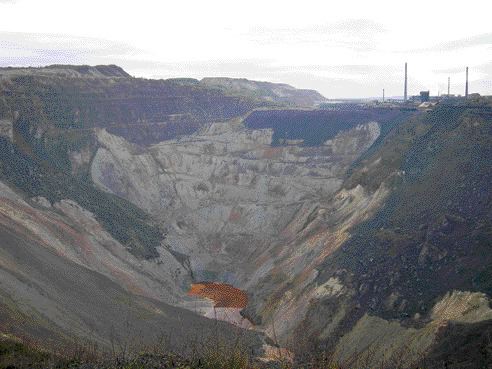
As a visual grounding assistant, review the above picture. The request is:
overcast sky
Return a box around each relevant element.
[0,0,491,98]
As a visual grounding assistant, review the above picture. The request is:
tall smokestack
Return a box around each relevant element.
[404,62,408,102]
[448,77,450,96]
[465,67,469,98]
[383,88,385,102]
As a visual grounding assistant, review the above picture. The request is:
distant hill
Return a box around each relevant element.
[0,66,326,107]
[200,77,327,107]
[0,65,274,146]
[0,64,131,78]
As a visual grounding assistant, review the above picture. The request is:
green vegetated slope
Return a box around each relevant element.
[302,98,492,356]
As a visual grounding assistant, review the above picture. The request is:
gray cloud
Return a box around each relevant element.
[0,29,487,98]
[477,61,492,75]
[125,58,398,83]
[123,58,282,81]
[434,61,492,75]
[261,69,405,99]
[334,19,386,33]
[0,31,138,67]
[410,33,492,53]
[122,58,406,98]
[244,19,386,51]
[250,18,386,36]
[436,33,492,51]
[289,63,398,75]
[433,66,469,74]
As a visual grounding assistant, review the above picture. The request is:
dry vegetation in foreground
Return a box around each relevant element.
[0,332,439,369]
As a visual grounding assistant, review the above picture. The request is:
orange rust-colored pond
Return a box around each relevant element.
[188,282,248,309]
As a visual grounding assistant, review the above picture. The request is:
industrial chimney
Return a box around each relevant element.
[448,77,450,96]
[404,62,408,102]
[465,67,469,98]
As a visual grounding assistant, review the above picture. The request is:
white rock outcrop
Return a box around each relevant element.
[90,119,382,283]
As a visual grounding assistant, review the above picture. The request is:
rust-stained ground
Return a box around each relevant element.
[188,282,248,309]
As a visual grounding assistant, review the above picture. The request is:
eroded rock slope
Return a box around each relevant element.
[90,116,381,285]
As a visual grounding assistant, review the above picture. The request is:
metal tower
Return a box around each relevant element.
[404,62,408,102]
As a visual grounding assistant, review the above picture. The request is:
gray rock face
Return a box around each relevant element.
[0,119,13,142]
[90,119,381,285]
[31,196,52,208]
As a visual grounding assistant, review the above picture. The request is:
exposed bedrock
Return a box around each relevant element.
[90,119,381,286]
[0,180,262,353]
